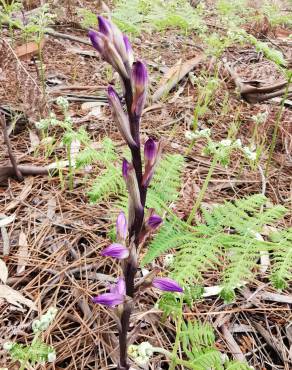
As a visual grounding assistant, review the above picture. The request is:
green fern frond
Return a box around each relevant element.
[145,193,288,301]
[181,320,215,351]
[180,321,223,369]
[270,228,292,289]
[147,154,184,213]
[88,165,125,202]
[142,218,182,265]
[75,147,101,169]
[225,360,252,370]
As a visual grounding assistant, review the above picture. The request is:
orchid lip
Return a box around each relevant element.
[147,214,163,229]
[100,243,129,259]
[92,293,124,307]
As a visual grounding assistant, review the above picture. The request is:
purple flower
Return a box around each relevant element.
[98,16,112,37]
[110,277,126,295]
[132,61,148,93]
[152,277,183,293]
[101,243,129,259]
[144,138,157,164]
[107,86,135,146]
[88,30,104,53]
[116,212,127,241]
[132,61,148,117]
[93,278,126,307]
[122,159,130,178]
[147,214,163,230]
[92,293,124,307]
[123,34,134,65]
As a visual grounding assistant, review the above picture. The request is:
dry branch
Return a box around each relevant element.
[1,115,23,181]
[225,62,292,103]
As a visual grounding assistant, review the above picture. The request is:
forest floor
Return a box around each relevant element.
[0,0,291,369]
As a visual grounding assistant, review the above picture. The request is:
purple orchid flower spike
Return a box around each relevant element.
[101,243,129,259]
[107,86,136,147]
[147,214,163,230]
[132,61,148,117]
[153,277,183,293]
[116,212,128,241]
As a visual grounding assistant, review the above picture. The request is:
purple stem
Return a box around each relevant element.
[117,77,148,370]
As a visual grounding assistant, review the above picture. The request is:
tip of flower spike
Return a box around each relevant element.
[92,293,124,307]
[100,243,129,259]
[152,277,183,293]
[98,16,112,36]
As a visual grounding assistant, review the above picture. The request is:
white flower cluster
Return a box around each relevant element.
[128,341,154,367]
[185,128,211,141]
[252,111,268,125]
[56,96,69,111]
[219,138,242,148]
[32,307,58,334]
[35,112,59,130]
[243,146,257,161]
[3,342,13,351]
[47,351,56,362]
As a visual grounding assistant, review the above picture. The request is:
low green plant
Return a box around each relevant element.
[3,307,57,370]
[144,194,290,303]
[22,4,55,93]
[111,0,207,35]
[0,0,22,40]
[128,320,252,369]
[36,97,92,190]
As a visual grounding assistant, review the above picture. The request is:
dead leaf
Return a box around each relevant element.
[152,54,205,102]
[16,232,29,275]
[0,285,37,310]
[47,197,56,220]
[29,129,40,151]
[15,39,45,59]
[0,259,8,284]
[0,213,16,227]
[5,177,34,212]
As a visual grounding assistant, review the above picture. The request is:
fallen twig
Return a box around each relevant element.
[224,61,292,103]
[1,115,23,181]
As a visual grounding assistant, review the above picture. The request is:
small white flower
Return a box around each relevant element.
[243,146,256,161]
[138,342,154,357]
[47,351,56,362]
[135,355,149,367]
[220,139,232,147]
[234,139,242,148]
[3,342,13,351]
[185,130,197,140]
[163,254,174,267]
[56,96,69,110]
